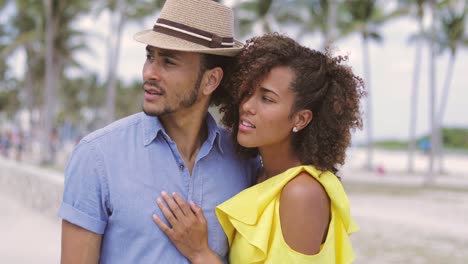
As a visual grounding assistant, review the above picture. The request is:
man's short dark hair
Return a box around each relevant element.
[200,54,234,106]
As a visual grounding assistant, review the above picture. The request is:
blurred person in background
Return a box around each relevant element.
[49,128,59,164]
[153,33,364,264]
[59,0,258,263]
[0,130,12,158]
[13,130,24,161]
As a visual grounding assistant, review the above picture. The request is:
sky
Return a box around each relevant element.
[6,5,468,143]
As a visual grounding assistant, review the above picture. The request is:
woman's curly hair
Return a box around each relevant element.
[219,33,365,173]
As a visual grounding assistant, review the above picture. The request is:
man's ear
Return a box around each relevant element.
[202,67,223,96]
[293,109,313,132]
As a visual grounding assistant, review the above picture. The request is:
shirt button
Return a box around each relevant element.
[179,164,185,170]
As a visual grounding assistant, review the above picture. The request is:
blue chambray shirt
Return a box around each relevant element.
[59,112,258,263]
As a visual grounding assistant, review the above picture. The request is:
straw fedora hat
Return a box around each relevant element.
[134,0,243,57]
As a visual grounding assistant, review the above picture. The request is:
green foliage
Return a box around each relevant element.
[443,127,468,150]
[236,0,281,37]
[57,73,105,128]
[339,0,405,42]
[56,75,143,130]
[397,0,429,20]
[437,4,468,55]
[375,128,468,150]
[257,0,274,16]
[115,80,143,119]
[0,0,7,9]
[276,0,336,44]
[347,0,377,22]
[0,87,19,118]
[374,140,408,149]
[93,0,164,21]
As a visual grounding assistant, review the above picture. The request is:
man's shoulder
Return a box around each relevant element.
[80,112,144,144]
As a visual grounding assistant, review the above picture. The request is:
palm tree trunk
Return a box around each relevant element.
[436,53,456,174]
[408,16,424,173]
[325,0,337,49]
[105,0,125,124]
[265,14,280,33]
[426,1,437,184]
[41,0,56,164]
[234,0,242,37]
[24,52,36,154]
[362,35,373,171]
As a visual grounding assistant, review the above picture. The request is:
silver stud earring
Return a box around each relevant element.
[292,127,298,133]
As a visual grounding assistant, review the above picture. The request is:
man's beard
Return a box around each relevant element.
[143,71,203,117]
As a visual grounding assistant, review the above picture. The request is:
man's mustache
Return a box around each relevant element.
[143,81,165,94]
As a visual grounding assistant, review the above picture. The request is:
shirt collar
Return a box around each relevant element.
[142,112,224,154]
[206,112,224,154]
[143,113,164,146]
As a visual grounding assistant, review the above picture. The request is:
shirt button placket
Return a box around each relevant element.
[179,162,194,201]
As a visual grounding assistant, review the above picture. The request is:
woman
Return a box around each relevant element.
[153,33,364,263]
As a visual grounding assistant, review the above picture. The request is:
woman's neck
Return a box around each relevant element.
[258,145,302,182]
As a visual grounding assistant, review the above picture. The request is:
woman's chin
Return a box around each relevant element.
[237,138,256,149]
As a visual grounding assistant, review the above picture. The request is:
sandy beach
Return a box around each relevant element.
[343,148,468,263]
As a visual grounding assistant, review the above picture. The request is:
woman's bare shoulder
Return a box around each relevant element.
[281,171,329,204]
[279,171,331,255]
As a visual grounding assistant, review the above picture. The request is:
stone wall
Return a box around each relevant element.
[0,158,63,219]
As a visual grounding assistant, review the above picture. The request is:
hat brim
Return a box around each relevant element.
[134,29,243,57]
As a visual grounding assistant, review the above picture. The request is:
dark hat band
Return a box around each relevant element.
[153,18,234,49]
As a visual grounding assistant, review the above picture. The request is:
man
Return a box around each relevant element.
[59,0,258,263]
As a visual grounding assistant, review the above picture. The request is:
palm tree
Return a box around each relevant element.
[95,0,163,124]
[425,0,440,183]
[41,0,90,164]
[58,72,101,126]
[42,0,58,164]
[0,12,19,118]
[278,0,340,48]
[234,0,284,37]
[434,2,467,173]
[1,0,43,131]
[0,2,10,85]
[340,0,403,171]
[326,0,338,46]
[397,0,430,173]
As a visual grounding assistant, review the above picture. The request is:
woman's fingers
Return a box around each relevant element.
[158,192,198,228]
[152,214,173,236]
[173,192,194,217]
[153,196,213,262]
[190,201,207,225]
[161,191,185,220]
[156,197,179,228]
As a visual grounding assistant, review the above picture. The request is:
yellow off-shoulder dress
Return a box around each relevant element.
[215,165,358,264]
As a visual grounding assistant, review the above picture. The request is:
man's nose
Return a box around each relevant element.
[143,60,162,81]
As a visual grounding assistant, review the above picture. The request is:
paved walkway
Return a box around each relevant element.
[0,193,61,263]
[349,190,468,263]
